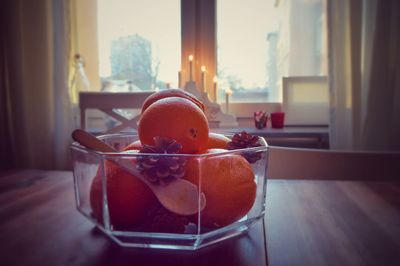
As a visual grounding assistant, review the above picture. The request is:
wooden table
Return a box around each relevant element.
[1,171,399,266]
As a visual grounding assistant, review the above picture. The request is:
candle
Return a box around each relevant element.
[178,71,182,88]
[188,55,193,81]
[201,66,206,92]
[225,88,232,112]
[213,76,218,102]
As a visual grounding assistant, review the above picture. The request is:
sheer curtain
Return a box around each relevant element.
[328,0,400,151]
[0,0,75,170]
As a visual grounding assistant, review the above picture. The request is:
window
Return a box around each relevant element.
[217,0,327,103]
[78,0,328,124]
[97,0,181,91]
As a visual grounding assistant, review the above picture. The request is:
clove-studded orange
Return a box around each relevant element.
[141,88,205,113]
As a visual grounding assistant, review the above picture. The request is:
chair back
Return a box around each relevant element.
[79,91,154,133]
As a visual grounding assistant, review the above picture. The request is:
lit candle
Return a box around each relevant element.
[213,76,218,102]
[178,71,182,88]
[225,88,232,112]
[188,55,194,81]
[201,66,206,92]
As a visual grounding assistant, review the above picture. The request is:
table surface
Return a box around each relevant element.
[1,170,399,266]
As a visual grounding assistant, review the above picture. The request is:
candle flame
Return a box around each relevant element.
[188,55,193,61]
[225,88,233,95]
[201,66,206,72]
[213,76,218,83]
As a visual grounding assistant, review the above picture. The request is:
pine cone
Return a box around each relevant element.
[137,137,186,185]
[227,131,263,163]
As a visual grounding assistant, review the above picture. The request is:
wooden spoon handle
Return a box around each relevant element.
[72,129,115,152]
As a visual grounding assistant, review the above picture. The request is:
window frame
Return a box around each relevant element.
[77,0,287,121]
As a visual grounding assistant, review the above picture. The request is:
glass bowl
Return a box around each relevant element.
[71,133,268,250]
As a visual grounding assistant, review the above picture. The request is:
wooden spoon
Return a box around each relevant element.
[72,129,206,216]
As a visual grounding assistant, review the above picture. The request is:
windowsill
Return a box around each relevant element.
[214,126,329,149]
[87,125,329,149]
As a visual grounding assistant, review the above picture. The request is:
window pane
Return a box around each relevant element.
[97,0,181,92]
[217,0,327,102]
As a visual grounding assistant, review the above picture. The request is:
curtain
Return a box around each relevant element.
[0,10,15,170]
[328,0,400,151]
[0,0,75,170]
[53,0,76,169]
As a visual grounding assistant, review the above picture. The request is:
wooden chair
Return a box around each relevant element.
[267,146,400,180]
[79,91,153,134]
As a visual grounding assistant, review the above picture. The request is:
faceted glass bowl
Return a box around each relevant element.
[71,133,268,250]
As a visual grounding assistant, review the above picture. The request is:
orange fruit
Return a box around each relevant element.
[184,150,256,228]
[141,88,205,113]
[124,140,142,150]
[138,97,209,154]
[206,133,231,149]
[90,158,157,229]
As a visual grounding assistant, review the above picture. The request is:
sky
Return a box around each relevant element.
[98,0,278,88]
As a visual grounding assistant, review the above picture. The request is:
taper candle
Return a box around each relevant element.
[201,66,206,92]
[225,88,232,113]
[188,55,193,81]
[178,71,182,88]
[213,76,218,102]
